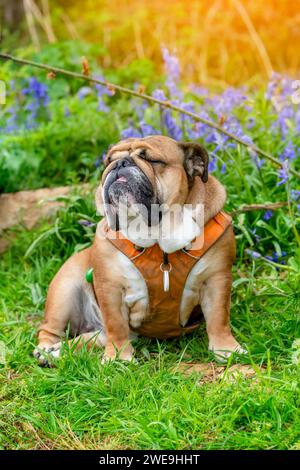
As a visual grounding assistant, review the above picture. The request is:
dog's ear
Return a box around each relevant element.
[178,142,209,183]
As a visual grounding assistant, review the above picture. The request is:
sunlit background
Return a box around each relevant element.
[2,0,300,87]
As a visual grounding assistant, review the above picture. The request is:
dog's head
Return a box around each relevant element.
[96,135,209,232]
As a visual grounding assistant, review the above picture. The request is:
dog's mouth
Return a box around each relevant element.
[103,158,157,229]
[115,176,127,183]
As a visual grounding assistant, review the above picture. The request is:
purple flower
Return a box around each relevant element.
[265,251,286,264]
[206,87,247,115]
[275,105,294,137]
[139,121,159,137]
[77,86,92,100]
[152,89,167,101]
[263,210,273,221]
[266,73,294,102]
[161,47,182,98]
[291,190,300,200]
[248,148,265,169]
[22,77,49,106]
[78,219,96,227]
[279,141,297,161]
[4,106,18,132]
[208,156,217,173]
[187,111,211,139]
[20,77,50,128]
[189,85,209,97]
[276,160,289,186]
[97,99,109,112]
[221,163,227,174]
[179,101,195,125]
[161,47,180,83]
[121,127,142,139]
[246,249,261,259]
[206,131,228,151]
[163,110,182,140]
[94,77,113,112]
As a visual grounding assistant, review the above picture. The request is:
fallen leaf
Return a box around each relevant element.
[174,362,260,383]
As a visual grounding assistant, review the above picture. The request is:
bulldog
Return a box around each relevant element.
[34,136,245,365]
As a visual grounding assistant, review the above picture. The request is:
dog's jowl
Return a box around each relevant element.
[34,136,246,365]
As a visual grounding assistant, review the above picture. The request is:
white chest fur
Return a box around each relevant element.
[116,251,207,329]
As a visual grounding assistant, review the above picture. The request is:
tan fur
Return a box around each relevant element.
[34,136,244,365]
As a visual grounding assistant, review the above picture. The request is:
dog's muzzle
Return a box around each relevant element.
[103,157,155,229]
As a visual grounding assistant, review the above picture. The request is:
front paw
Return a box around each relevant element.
[33,342,61,367]
[209,336,247,363]
[101,342,135,364]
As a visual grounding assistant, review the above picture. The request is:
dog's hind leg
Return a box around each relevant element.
[34,248,105,365]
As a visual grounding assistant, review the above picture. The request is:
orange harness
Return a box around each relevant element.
[104,211,232,339]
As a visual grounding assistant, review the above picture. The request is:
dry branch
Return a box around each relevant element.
[230,201,288,216]
[0,53,299,180]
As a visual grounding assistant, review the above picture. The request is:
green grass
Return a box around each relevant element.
[0,188,299,450]
[0,43,300,450]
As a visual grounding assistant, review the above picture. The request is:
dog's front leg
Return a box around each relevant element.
[201,271,246,361]
[94,282,134,362]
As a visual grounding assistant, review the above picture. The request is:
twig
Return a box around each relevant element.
[230,201,288,216]
[0,53,299,179]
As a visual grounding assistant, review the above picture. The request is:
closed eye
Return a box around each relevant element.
[138,150,166,166]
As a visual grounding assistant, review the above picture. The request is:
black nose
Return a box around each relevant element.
[115,158,132,170]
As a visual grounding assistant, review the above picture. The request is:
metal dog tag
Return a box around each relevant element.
[163,269,170,292]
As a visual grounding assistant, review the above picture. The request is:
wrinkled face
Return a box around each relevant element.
[98,136,208,230]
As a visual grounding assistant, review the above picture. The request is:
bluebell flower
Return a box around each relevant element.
[263,210,273,221]
[276,160,289,186]
[208,131,229,152]
[78,219,96,227]
[248,148,264,169]
[5,106,18,132]
[265,251,286,264]
[161,47,182,98]
[97,99,109,112]
[247,117,256,129]
[94,77,113,112]
[275,105,294,137]
[152,89,167,101]
[77,86,92,100]
[22,77,49,106]
[121,127,142,139]
[189,85,209,97]
[208,156,217,173]
[246,249,261,259]
[179,101,195,125]
[279,141,297,161]
[163,110,182,140]
[221,163,227,174]
[139,121,159,137]
[161,47,180,82]
[206,87,247,115]
[291,190,300,200]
